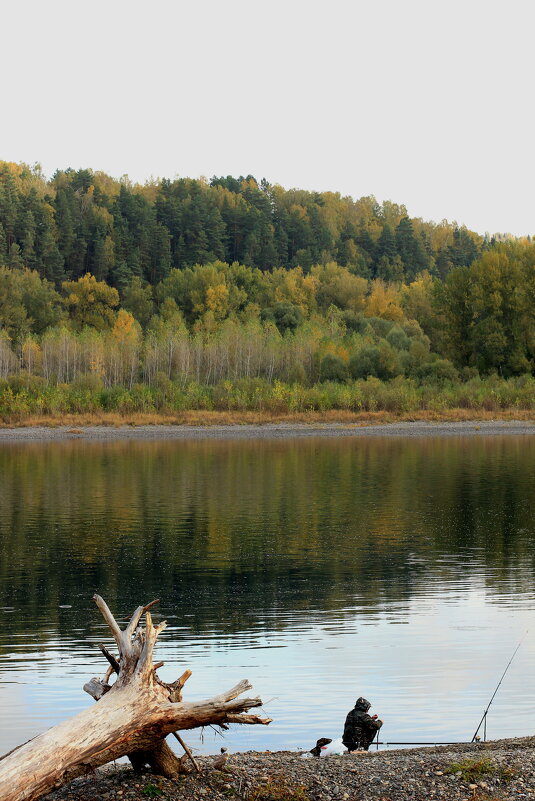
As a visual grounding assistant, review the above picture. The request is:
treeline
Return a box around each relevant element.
[2,161,535,418]
[2,244,535,380]
[0,267,439,387]
[1,161,485,288]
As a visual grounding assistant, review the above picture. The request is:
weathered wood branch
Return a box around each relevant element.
[171,732,201,773]
[0,595,271,801]
[94,625,192,773]
[98,642,120,673]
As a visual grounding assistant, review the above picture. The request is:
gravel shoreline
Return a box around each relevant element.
[43,737,535,801]
[1,420,535,441]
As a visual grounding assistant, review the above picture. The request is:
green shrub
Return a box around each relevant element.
[320,354,348,383]
[262,302,304,334]
[444,756,515,784]
[349,343,400,381]
[417,358,459,386]
[386,324,410,351]
[213,378,271,410]
[8,373,47,393]
[71,372,105,392]
[99,386,131,411]
[444,757,494,782]
[249,774,310,801]
[349,346,382,380]
[142,783,163,797]
[183,382,213,410]
[367,316,393,338]
[286,362,307,384]
[130,384,157,412]
[0,387,31,418]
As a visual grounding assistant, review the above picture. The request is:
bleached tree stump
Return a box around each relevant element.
[0,595,271,801]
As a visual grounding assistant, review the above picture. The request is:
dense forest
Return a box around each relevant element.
[0,161,487,285]
[1,160,535,417]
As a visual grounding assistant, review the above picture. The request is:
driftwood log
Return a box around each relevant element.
[0,595,271,801]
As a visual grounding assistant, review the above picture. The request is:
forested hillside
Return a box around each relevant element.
[0,162,487,285]
[1,160,535,419]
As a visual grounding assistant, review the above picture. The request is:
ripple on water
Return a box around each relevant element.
[0,435,534,753]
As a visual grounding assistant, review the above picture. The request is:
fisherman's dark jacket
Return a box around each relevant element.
[342,701,382,747]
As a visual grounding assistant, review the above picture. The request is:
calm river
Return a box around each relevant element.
[0,434,534,755]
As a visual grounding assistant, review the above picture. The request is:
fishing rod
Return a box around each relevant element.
[471,630,529,743]
[374,741,469,746]
[373,736,467,749]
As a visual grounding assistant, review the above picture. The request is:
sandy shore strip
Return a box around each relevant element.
[0,420,535,441]
[43,737,535,801]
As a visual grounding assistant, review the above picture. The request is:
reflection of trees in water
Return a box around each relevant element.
[0,437,534,643]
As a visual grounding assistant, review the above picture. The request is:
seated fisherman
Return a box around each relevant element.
[342,697,383,752]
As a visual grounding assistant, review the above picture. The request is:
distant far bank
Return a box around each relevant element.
[1,412,535,440]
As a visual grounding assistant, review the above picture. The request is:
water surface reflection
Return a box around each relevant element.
[0,436,534,753]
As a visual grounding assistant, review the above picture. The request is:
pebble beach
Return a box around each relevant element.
[43,737,535,801]
[1,420,535,441]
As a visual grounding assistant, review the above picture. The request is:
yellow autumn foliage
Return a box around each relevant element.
[365,280,404,322]
[112,309,141,345]
[272,267,318,313]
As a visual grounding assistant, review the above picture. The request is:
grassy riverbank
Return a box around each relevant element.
[1,374,535,427]
[1,408,535,430]
[44,738,535,801]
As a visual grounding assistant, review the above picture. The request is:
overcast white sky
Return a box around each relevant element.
[2,0,534,236]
